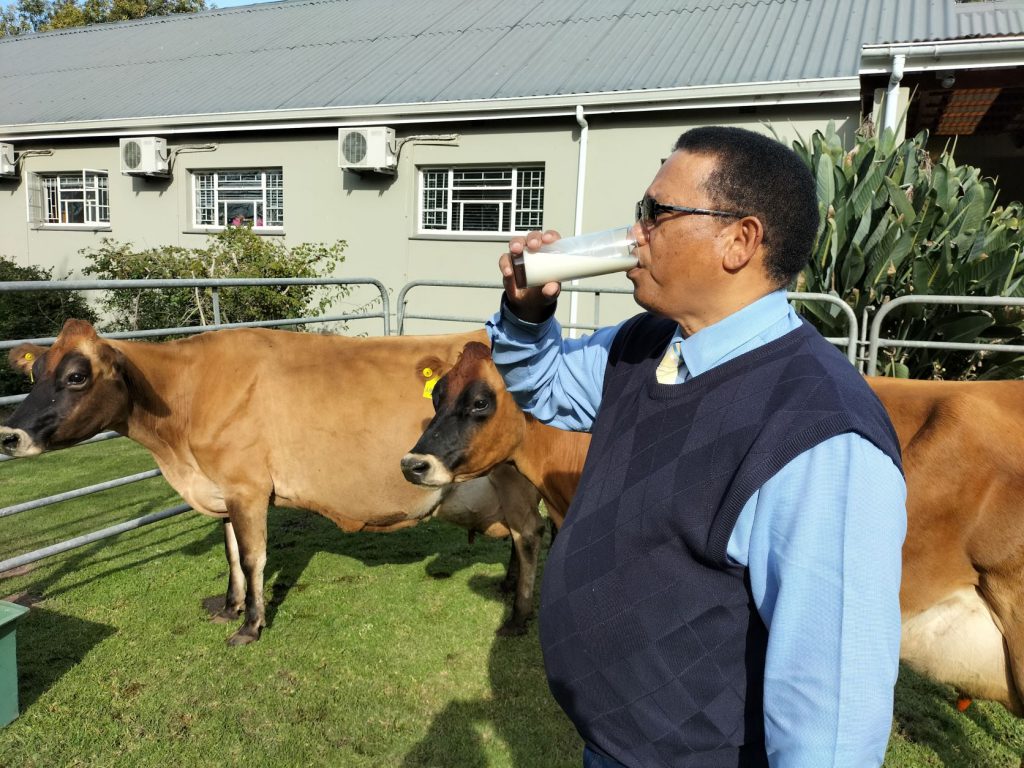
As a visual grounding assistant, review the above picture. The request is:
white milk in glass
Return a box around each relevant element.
[511,226,638,288]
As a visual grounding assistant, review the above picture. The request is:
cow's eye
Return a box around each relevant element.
[471,398,490,413]
[66,372,89,387]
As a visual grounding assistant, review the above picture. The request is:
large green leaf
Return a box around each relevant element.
[851,162,887,218]
[932,163,951,211]
[948,179,987,236]
[851,205,873,247]
[934,312,996,344]
[964,249,1019,294]
[794,125,1024,380]
[815,153,835,211]
[884,177,916,223]
[861,214,895,265]
[840,242,866,288]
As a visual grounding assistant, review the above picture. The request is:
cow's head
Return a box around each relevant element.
[1,319,130,457]
[401,341,526,486]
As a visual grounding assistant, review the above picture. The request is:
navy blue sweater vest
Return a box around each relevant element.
[539,313,902,768]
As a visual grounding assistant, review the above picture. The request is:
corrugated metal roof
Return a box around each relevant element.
[0,0,1021,129]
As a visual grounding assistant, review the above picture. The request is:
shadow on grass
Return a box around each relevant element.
[401,542,580,768]
[5,499,531,648]
[893,664,1023,767]
[4,509,222,607]
[400,607,579,768]
[258,506,519,632]
[14,604,115,710]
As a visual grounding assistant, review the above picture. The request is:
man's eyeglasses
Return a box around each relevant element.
[635,195,750,226]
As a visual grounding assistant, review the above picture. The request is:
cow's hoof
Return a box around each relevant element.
[227,625,262,646]
[495,621,528,637]
[210,607,243,624]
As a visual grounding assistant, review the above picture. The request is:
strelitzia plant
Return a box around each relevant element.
[781,121,1023,379]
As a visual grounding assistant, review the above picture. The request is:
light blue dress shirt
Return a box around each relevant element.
[487,290,907,768]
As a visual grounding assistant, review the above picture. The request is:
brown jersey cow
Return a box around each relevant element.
[0,321,544,644]
[402,340,1024,715]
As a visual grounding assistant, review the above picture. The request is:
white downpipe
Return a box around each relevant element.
[568,104,588,338]
[883,54,906,135]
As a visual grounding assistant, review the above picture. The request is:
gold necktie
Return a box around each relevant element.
[656,342,681,385]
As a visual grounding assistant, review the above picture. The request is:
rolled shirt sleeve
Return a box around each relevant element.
[485,299,622,432]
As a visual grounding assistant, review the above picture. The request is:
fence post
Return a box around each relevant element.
[211,287,222,326]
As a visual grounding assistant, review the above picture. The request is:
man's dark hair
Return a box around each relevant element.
[674,126,819,286]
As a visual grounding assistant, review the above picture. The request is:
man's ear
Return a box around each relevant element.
[721,216,765,272]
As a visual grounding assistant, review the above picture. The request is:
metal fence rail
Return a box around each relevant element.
[0,276,389,573]
[395,280,637,334]
[0,469,163,519]
[398,282,861,364]
[0,505,192,575]
[867,295,1024,375]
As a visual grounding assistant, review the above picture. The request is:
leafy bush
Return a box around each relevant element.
[81,227,348,333]
[0,256,96,398]
[785,123,1024,379]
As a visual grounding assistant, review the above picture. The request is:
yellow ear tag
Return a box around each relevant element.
[24,352,34,384]
[422,367,438,398]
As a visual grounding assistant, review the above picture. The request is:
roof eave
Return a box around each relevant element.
[0,77,861,141]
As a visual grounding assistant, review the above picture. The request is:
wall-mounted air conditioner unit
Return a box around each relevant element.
[0,143,15,177]
[338,127,397,173]
[119,136,170,176]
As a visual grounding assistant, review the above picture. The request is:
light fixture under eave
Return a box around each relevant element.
[936,88,1002,135]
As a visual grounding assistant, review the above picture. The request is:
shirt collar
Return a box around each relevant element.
[672,291,794,378]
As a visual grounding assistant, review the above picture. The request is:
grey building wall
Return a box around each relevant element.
[0,104,857,335]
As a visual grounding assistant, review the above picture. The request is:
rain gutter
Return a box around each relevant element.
[861,37,1024,75]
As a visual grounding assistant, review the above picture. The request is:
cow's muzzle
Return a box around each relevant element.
[0,427,43,458]
[400,453,454,487]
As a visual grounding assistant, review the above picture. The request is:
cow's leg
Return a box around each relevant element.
[500,542,520,594]
[210,518,246,624]
[226,498,269,646]
[496,523,541,636]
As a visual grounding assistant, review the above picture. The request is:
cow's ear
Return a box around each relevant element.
[8,344,47,377]
[414,355,449,382]
[60,318,97,339]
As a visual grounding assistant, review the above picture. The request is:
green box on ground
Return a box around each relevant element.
[0,600,28,727]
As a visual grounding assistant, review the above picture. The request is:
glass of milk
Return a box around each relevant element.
[510,226,639,289]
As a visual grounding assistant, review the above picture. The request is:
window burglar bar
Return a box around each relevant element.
[42,170,109,225]
[420,166,544,234]
[193,169,284,230]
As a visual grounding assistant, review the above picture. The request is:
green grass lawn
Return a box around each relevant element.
[0,442,1022,767]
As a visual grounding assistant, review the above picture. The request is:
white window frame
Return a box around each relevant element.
[34,170,110,227]
[417,165,545,236]
[191,168,284,231]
